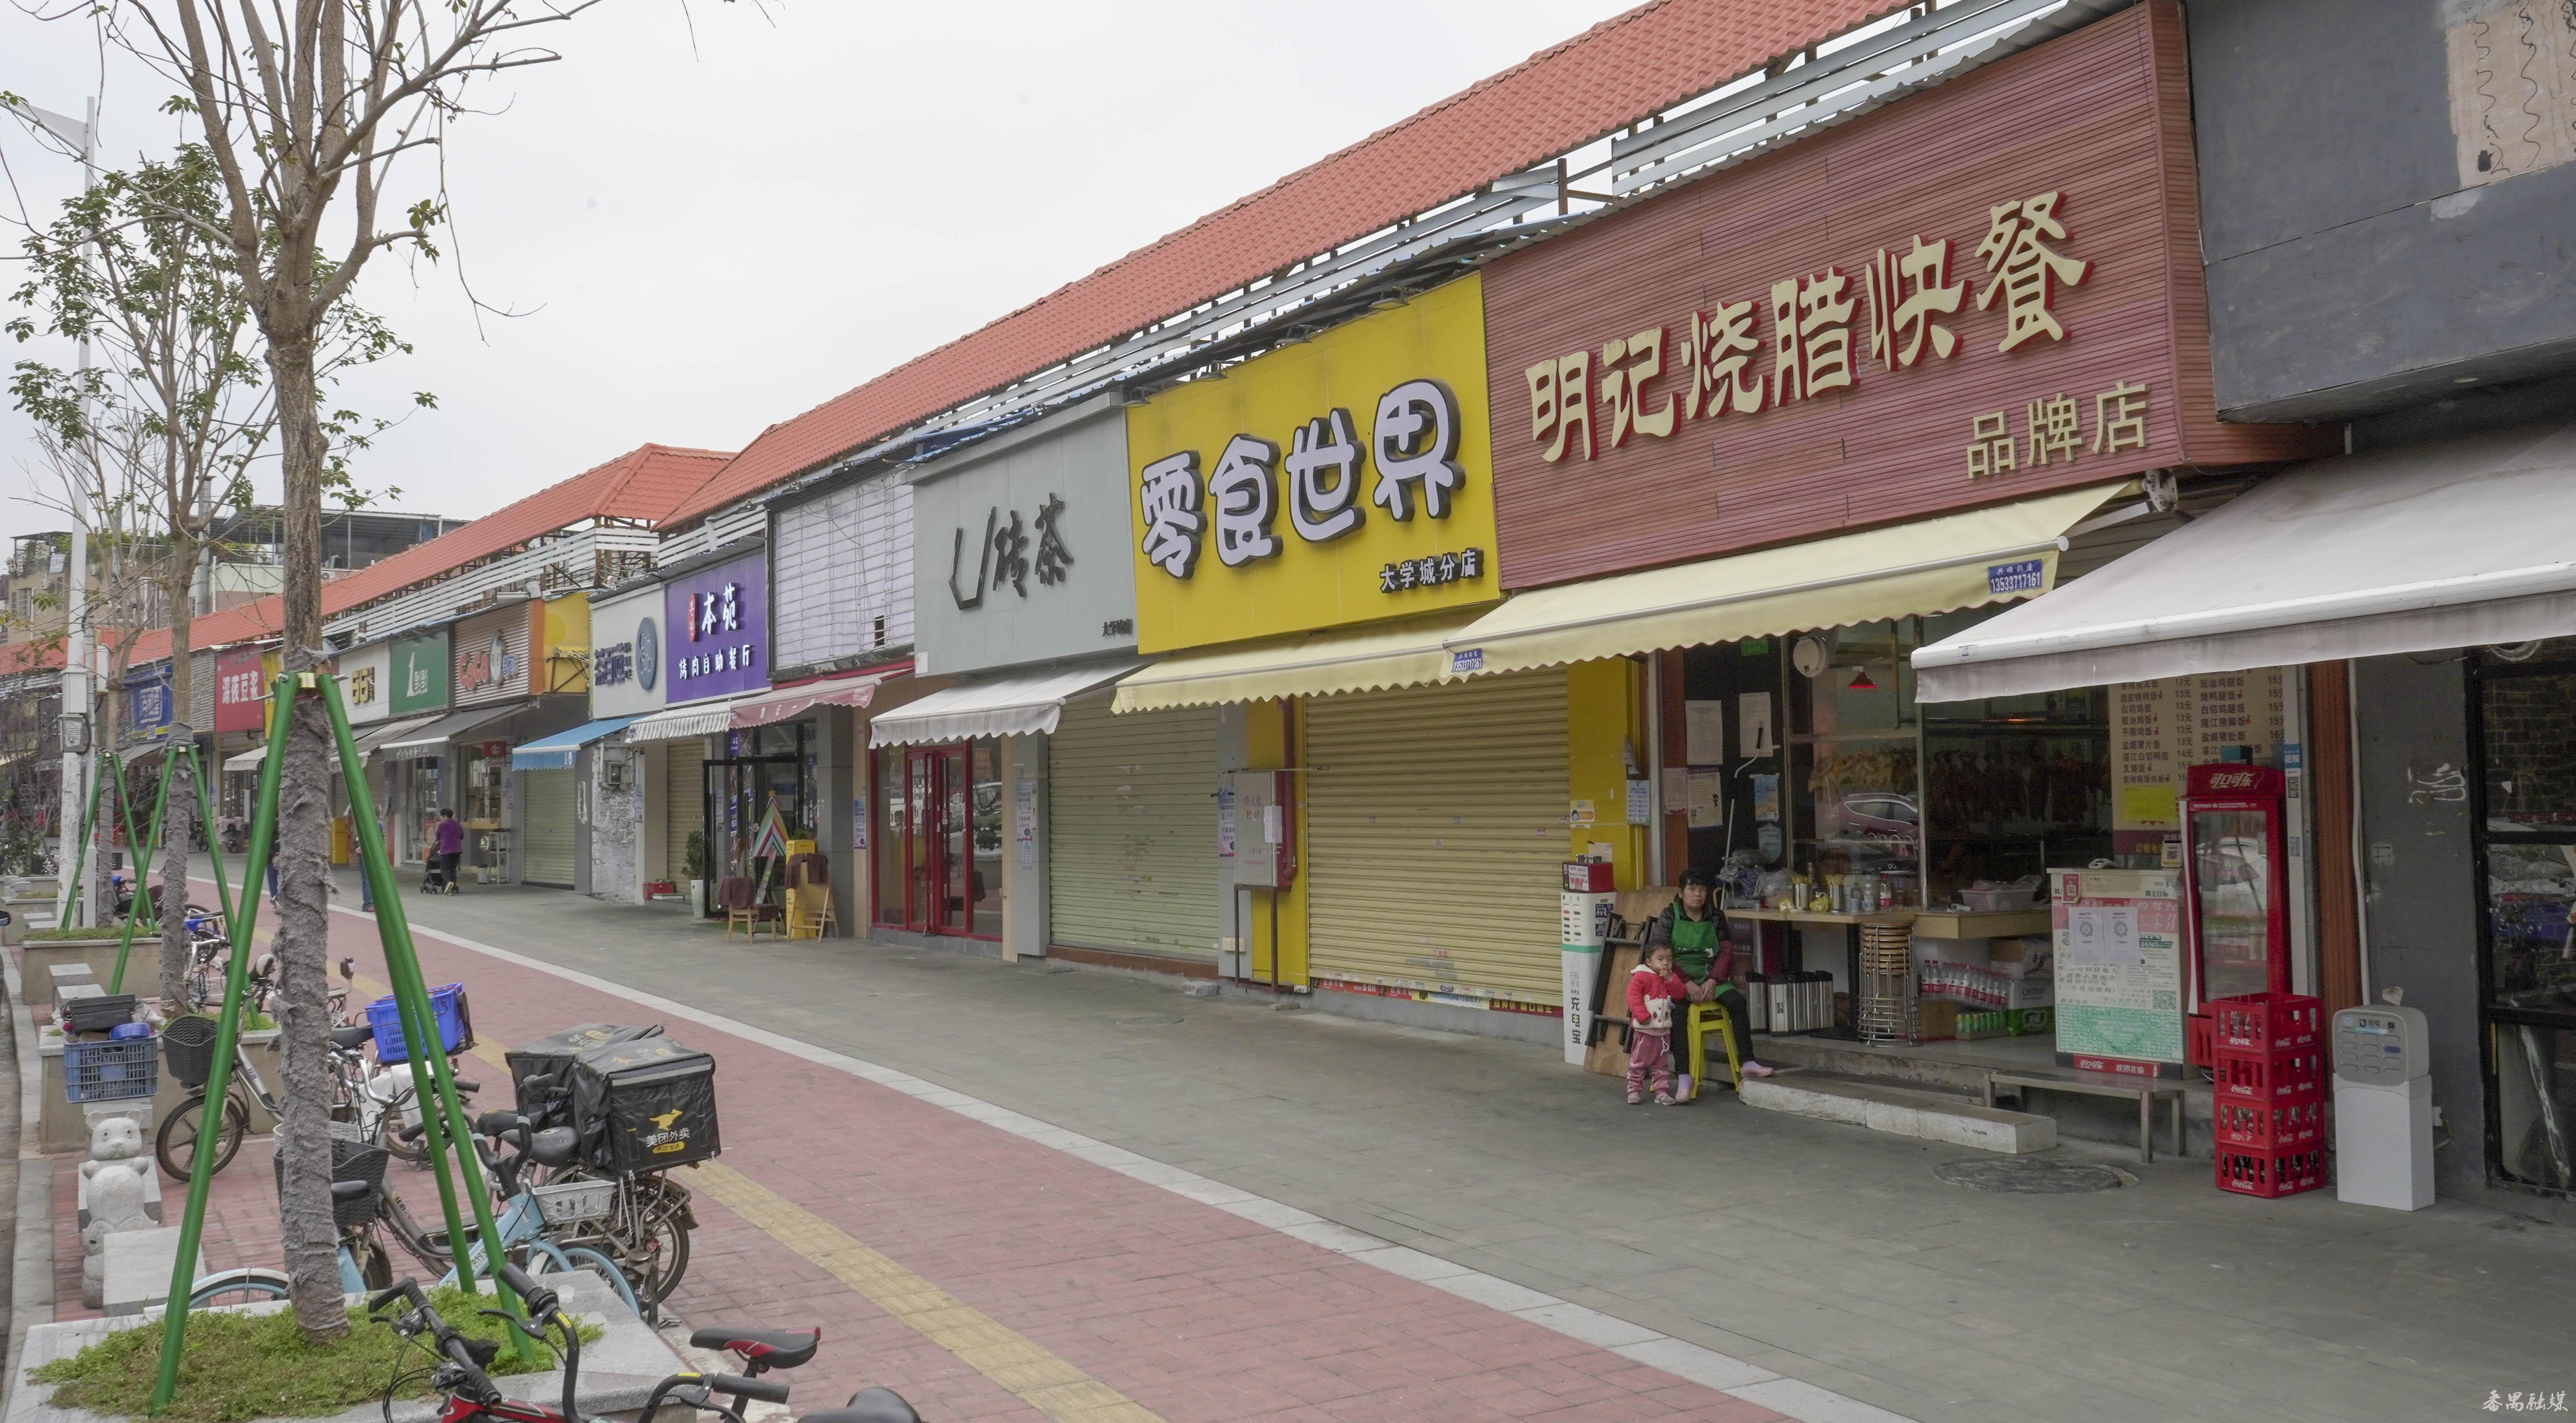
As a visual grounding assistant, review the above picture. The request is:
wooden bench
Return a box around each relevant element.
[1984,1069,2185,1163]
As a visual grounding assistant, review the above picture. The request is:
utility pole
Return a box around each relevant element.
[11,96,102,927]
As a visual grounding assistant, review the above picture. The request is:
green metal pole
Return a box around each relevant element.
[316,674,530,1353]
[147,692,293,1414]
[186,742,236,930]
[108,746,180,993]
[108,750,143,906]
[56,749,113,931]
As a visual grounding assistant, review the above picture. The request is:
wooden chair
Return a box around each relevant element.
[718,876,779,941]
[787,884,838,940]
[1680,999,1744,1101]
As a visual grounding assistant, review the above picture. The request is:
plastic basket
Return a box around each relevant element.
[64,1036,159,1103]
[162,1014,220,1089]
[530,1178,616,1226]
[2216,1142,2326,1198]
[2208,992,2321,1053]
[366,983,473,1064]
[2214,1045,2325,1103]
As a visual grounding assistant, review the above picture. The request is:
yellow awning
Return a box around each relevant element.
[1112,609,1488,713]
[1445,482,2132,676]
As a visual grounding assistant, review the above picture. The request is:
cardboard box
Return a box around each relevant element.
[1916,999,1959,1041]
[1988,936,2054,979]
[2003,976,2054,1011]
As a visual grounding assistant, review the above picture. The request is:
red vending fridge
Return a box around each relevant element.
[2179,762,2291,1064]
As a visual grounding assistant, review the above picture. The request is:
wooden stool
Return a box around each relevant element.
[1681,1000,1743,1101]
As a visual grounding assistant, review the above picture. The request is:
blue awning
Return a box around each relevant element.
[510,716,643,770]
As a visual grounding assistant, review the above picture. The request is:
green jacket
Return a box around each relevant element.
[1650,898,1729,982]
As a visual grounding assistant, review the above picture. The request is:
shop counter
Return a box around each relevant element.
[1727,908,1917,1039]
[1908,909,2052,940]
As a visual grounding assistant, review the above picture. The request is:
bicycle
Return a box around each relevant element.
[373,1110,643,1317]
[186,1179,398,1307]
[155,1023,478,1180]
[371,1265,922,1423]
[505,1068,698,1306]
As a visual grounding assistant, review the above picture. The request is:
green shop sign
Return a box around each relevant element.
[389,630,451,714]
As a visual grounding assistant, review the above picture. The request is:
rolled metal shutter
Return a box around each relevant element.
[1305,670,1569,1008]
[521,768,576,886]
[1048,696,1220,959]
[665,739,706,883]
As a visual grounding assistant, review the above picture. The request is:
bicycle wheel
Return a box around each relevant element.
[156,1093,249,1180]
[188,1268,291,1308]
[541,1244,642,1317]
[625,1183,692,1305]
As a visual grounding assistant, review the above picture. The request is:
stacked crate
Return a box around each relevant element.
[2209,992,2327,1198]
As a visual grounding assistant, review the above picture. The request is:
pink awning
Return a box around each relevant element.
[727,673,889,730]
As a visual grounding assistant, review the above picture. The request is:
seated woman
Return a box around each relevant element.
[1647,868,1774,1081]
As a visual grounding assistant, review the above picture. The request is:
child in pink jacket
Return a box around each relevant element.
[1626,944,1690,1105]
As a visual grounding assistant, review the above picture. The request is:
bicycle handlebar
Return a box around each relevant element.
[711,1374,790,1406]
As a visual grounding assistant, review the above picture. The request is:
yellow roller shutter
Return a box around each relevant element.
[521,768,576,887]
[1048,697,1221,960]
[1305,670,1568,1009]
[665,739,706,883]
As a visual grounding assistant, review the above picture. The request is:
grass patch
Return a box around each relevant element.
[26,1289,598,1423]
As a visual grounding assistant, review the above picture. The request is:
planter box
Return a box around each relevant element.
[17,939,151,1006]
[40,1028,282,1153]
[8,1274,681,1423]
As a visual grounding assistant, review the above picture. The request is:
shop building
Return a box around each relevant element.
[1414,1,2327,1069]
[575,578,666,904]
[865,394,1156,964]
[1900,0,2576,1208]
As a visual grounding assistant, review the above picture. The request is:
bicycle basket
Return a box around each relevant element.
[275,1136,390,1229]
[529,1178,616,1226]
[162,1014,220,1089]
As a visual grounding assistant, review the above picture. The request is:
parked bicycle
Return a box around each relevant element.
[374,1109,641,1316]
[155,1021,477,1180]
[369,1265,921,1423]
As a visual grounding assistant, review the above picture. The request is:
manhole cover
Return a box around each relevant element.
[1114,1014,1185,1028]
[1934,1157,2123,1193]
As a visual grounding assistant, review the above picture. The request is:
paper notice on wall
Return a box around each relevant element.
[1739,693,1775,758]
[2066,905,2141,965]
[1625,778,1651,826]
[1686,771,1725,829]
[1660,767,1691,810]
[1015,780,1037,866]
[1684,701,1726,765]
[1569,799,1596,827]
[853,799,867,850]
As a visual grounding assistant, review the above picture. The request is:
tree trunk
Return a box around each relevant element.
[267,332,347,1340]
[159,557,196,1007]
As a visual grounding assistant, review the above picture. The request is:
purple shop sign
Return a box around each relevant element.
[663,553,770,699]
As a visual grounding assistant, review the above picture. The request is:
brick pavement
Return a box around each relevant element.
[73,886,1800,1423]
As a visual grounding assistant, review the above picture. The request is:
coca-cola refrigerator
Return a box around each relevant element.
[2179,762,2290,1064]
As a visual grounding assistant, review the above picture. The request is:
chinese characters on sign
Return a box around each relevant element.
[1967,379,2152,479]
[677,581,754,685]
[220,665,262,704]
[2110,670,2287,856]
[1138,378,1473,583]
[593,641,634,687]
[1524,190,2099,478]
[349,666,377,706]
[952,494,1079,609]
[1379,547,1486,595]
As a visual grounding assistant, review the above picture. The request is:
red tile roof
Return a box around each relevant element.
[120,443,733,666]
[660,0,1885,527]
[0,639,65,676]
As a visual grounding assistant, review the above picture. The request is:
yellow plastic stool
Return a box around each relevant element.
[1681,1000,1743,1101]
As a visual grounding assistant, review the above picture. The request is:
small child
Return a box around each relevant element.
[1626,943,1690,1106]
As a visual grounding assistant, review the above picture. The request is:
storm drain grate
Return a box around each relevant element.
[1934,1157,2123,1193]
[1114,1014,1186,1028]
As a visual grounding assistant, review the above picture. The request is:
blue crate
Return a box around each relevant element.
[366,983,471,1064]
[64,1036,159,1103]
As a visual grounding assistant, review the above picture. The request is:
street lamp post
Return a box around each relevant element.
[8,95,102,927]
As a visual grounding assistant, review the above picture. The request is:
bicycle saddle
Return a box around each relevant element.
[330,1024,375,1051]
[529,1127,580,1168]
[801,1388,918,1423]
[690,1326,820,1370]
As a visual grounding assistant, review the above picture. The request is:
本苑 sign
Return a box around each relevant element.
[1126,275,1498,653]
[663,553,768,699]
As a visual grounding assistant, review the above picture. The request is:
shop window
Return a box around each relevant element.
[1918,607,2114,906]
[1785,620,1923,904]
[2470,640,2576,1196]
[868,738,1002,940]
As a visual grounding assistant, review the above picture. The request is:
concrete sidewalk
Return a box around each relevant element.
[296,868,2576,1420]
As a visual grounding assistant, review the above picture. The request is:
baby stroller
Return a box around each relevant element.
[421,847,455,894]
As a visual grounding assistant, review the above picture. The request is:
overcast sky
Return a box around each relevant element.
[0,0,1642,546]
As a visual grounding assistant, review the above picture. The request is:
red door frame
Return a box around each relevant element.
[880,743,975,935]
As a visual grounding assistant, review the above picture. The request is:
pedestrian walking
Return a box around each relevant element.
[1625,942,1688,1106]
[433,807,465,894]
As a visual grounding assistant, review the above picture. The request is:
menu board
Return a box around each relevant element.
[2111,670,2285,856]
[2052,868,2185,1067]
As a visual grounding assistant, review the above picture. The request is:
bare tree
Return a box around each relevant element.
[6,139,416,1005]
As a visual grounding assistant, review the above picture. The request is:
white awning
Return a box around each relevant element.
[375,703,528,760]
[623,695,749,744]
[869,661,1144,747]
[1912,420,2576,702]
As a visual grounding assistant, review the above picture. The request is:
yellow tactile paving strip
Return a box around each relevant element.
[345,968,1169,1423]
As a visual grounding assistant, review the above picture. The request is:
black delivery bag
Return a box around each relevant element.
[507,1023,663,1129]
[569,1035,719,1172]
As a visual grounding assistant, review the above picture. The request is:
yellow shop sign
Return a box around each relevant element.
[1126,274,1498,653]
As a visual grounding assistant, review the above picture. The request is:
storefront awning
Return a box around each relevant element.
[510,715,643,771]
[375,703,528,761]
[872,661,1144,746]
[1911,421,2576,702]
[1111,610,1484,713]
[623,696,746,744]
[1440,482,2129,679]
[730,672,888,730]
[223,742,340,773]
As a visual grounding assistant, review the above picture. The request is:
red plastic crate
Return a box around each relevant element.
[2208,992,2321,1052]
[2214,1097,2325,1150]
[2213,1045,2325,1103]
[2216,1142,2327,1198]
[2186,1012,2216,1067]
